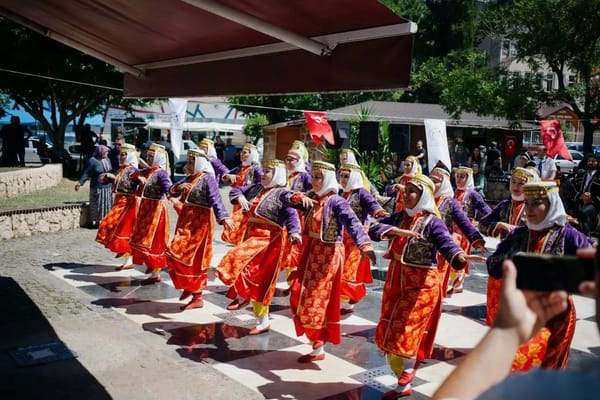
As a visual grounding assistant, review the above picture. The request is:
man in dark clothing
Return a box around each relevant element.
[80,124,98,159]
[569,155,600,235]
[215,136,226,161]
[0,116,32,166]
[108,135,125,173]
[485,141,502,177]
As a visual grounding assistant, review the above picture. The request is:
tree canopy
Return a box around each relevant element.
[0,17,150,149]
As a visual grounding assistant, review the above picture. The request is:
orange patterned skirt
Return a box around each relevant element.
[129,199,170,269]
[217,221,286,306]
[290,237,345,344]
[95,194,138,254]
[340,229,373,303]
[376,259,440,358]
[166,205,214,292]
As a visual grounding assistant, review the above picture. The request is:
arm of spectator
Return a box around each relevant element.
[432,259,570,400]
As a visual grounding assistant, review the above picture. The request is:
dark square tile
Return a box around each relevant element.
[142,321,301,363]
[447,304,487,321]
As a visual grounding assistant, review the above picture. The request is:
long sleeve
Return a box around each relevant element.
[205,174,230,221]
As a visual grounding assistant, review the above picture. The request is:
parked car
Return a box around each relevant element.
[565,142,600,158]
[554,149,584,174]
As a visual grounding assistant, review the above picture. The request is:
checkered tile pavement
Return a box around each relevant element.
[46,235,599,400]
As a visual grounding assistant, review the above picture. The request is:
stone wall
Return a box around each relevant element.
[0,164,63,199]
[0,204,84,240]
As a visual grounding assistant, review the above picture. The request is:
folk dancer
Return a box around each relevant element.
[450,166,492,294]
[221,143,263,246]
[385,155,422,212]
[166,150,234,310]
[216,159,302,333]
[479,166,540,324]
[486,181,592,372]
[95,143,140,270]
[338,163,388,314]
[289,161,376,363]
[199,138,229,181]
[430,167,486,295]
[129,143,172,285]
[368,174,484,399]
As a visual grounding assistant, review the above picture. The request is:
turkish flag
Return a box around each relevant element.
[540,120,572,161]
[304,111,335,145]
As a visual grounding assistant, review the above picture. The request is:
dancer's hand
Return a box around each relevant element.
[362,250,377,266]
[290,233,302,245]
[222,217,235,231]
[236,195,250,211]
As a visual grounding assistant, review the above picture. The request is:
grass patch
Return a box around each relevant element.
[0,177,89,210]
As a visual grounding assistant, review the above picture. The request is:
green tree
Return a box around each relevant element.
[0,18,150,150]
[482,0,600,153]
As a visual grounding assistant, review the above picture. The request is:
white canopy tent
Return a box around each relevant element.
[145,120,245,133]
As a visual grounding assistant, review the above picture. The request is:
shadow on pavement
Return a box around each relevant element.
[0,277,111,399]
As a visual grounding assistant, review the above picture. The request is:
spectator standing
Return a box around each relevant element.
[224,138,237,168]
[472,163,487,198]
[452,145,471,168]
[0,116,32,166]
[536,145,557,180]
[471,146,486,171]
[414,140,428,174]
[432,248,600,400]
[108,135,124,173]
[80,123,99,159]
[485,141,502,176]
[75,145,113,228]
[214,135,226,161]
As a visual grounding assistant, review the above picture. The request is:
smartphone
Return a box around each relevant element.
[512,252,596,293]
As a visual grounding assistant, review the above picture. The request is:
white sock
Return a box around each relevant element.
[341,301,354,310]
[124,256,133,265]
[150,271,160,278]
[256,314,270,330]
[309,345,325,356]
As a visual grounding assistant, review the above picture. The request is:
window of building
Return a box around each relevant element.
[545,73,554,91]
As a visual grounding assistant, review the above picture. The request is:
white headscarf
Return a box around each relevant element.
[340,149,359,166]
[187,149,212,175]
[262,160,287,188]
[430,167,454,198]
[242,143,259,167]
[405,174,440,217]
[524,182,567,231]
[120,143,139,168]
[455,166,474,190]
[511,167,539,201]
[149,143,168,173]
[402,155,422,179]
[200,138,218,159]
[287,149,307,173]
[313,161,339,197]
[339,164,364,193]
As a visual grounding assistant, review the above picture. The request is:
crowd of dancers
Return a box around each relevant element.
[92,137,592,399]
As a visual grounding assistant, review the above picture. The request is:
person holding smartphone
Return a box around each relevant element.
[433,248,600,400]
[485,181,592,372]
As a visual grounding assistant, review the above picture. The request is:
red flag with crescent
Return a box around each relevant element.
[540,120,571,161]
[304,111,335,145]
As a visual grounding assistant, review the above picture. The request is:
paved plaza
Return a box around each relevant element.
[1,196,599,399]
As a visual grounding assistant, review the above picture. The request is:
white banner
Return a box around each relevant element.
[424,119,451,171]
[168,98,188,160]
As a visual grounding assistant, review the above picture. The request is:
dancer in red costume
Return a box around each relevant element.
[95,143,140,270]
[166,149,234,310]
[129,143,172,285]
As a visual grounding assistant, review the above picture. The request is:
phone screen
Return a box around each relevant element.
[512,252,596,293]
